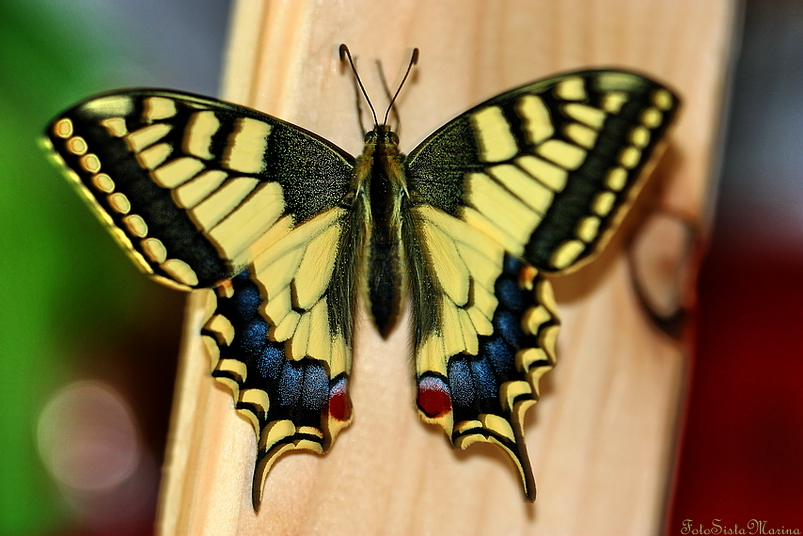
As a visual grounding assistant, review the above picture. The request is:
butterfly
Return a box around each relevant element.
[43,48,678,508]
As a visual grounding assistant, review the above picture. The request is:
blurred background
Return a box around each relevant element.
[0,0,801,534]
[0,1,229,534]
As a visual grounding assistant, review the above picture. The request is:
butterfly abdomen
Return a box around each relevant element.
[363,129,407,336]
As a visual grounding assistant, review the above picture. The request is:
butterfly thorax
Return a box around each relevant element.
[356,125,408,337]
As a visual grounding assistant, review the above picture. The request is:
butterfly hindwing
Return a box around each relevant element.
[44,90,358,506]
[404,70,677,498]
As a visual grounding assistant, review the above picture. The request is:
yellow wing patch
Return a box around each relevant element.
[413,204,505,378]
[250,207,350,375]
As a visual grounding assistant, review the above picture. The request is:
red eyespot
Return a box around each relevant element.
[328,378,351,421]
[417,376,452,418]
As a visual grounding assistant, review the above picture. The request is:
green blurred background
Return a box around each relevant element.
[0,1,229,534]
[1,1,802,534]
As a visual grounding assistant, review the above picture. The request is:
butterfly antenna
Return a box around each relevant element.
[382,48,419,127]
[375,59,398,128]
[340,44,379,127]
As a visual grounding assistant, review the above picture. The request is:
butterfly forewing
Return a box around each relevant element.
[46,90,355,287]
[404,70,677,499]
[406,70,677,272]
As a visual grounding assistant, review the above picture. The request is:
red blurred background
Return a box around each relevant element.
[668,0,803,532]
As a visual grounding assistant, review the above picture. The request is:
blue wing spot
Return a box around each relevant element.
[497,278,526,313]
[448,357,501,413]
[482,337,515,377]
[503,254,520,274]
[301,362,328,411]
[231,269,250,283]
[238,318,268,356]
[448,359,475,409]
[496,310,525,346]
[256,344,284,379]
[233,284,261,320]
[470,359,498,400]
[228,269,262,320]
[278,363,303,407]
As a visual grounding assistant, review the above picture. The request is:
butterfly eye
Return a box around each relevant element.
[389,132,399,144]
[364,131,378,143]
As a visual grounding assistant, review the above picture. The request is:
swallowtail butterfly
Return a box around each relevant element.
[43,48,678,506]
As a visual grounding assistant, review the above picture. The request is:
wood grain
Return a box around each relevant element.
[156,1,738,533]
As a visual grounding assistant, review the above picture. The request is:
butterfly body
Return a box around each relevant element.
[44,68,677,506]
[354,126,409,335]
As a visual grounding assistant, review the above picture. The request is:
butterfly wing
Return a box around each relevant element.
[44,90,359,506]
[404,70,678,499]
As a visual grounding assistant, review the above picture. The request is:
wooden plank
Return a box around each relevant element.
[156,0,737,533]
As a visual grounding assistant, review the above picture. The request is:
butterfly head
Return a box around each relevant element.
[364,124,400,146]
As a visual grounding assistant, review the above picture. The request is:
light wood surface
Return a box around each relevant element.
[156,1,738,533]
